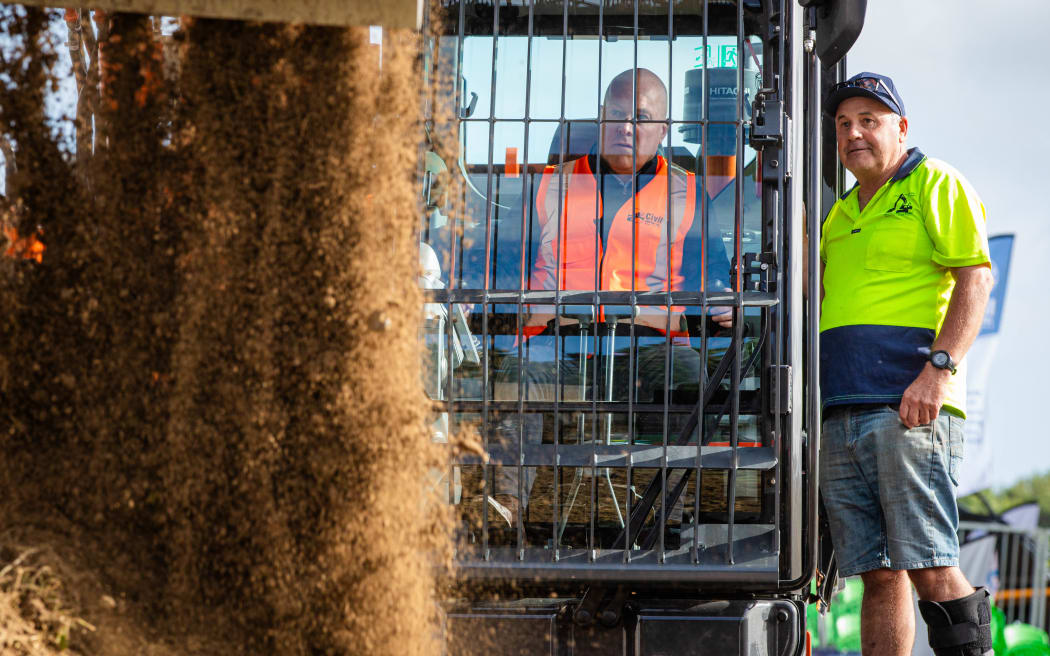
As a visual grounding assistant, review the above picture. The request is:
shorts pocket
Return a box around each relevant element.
[865,217,919,272]
[947,415,965,486]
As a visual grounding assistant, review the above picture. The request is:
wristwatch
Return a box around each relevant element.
[927,349,957,375]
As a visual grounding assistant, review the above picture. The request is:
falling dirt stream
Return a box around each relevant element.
[0,7,447,654]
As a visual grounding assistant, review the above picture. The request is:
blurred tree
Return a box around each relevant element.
[959,471,1050,527]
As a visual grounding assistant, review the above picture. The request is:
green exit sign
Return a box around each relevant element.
[694,44,740,69]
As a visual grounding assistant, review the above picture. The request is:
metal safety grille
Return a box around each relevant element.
[421,0,804,586]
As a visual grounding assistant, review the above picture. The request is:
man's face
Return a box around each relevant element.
[600,82,668,175]
[835,96,907,182]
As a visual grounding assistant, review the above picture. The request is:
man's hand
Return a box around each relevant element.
[709,307,733,329]
[709,286,734,329]
[899,364,952,428]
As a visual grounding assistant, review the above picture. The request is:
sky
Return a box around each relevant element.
[846,0,1050,488]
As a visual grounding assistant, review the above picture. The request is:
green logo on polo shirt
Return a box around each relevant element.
[891,194,913,215]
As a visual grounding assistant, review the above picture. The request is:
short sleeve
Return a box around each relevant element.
[923,167,990,269]
[819,207,831,264]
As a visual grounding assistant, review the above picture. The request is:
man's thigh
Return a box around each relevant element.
[633,341,702,402]
[820,407,888,576]
[492,341,581,402]
[874,407,962,570]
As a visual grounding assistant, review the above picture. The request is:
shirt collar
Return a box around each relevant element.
[890,147,925,182]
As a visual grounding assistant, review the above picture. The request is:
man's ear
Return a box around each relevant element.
[898,116,909,143]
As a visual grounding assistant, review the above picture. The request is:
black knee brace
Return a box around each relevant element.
[918,587,993,656]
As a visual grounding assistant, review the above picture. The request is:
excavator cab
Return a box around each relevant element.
[419,0,864,653]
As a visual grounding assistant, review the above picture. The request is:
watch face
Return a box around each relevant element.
[932,352,948,368]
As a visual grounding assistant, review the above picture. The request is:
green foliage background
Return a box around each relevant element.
[960,470,1050,527]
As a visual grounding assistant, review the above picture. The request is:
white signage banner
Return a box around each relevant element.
[956,234,1014,497]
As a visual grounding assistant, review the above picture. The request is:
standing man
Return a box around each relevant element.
[819,72,995,656]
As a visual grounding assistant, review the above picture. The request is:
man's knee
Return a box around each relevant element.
[918,587,993,656]
[910,566,947,594]
[860,567,909,593]
[909,566,972,601]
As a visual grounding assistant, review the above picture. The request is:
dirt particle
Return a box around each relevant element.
[368,310,392,332]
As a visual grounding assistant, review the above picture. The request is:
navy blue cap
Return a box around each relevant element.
[825,72,906,117]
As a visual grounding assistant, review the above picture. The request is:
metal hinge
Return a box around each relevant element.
[770,365,792,414]
[750,75,784,148]
[732,251,778,292]
[750,74,792,181]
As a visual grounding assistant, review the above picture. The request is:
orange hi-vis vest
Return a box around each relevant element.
[530,155,696,294]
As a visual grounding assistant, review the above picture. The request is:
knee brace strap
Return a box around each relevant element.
[918,587,993,656]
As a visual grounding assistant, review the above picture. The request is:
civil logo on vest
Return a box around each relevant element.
[627,211,665,226]
[891,194,913,215]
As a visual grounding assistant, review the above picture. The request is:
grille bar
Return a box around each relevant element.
[423,289,779,304]
[455,444,777,469]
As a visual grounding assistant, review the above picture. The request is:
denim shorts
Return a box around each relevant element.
[820,404,964,577]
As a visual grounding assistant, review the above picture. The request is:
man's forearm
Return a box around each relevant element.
[932,263,994,363]
[897,263,993,427]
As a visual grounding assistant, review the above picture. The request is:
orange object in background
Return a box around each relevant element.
[704,154,736,199]
[505,146,519,178]
[997,586,1050,601]
[3,225,44,263]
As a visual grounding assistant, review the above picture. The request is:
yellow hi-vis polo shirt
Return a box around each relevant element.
[819,148,990,417]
